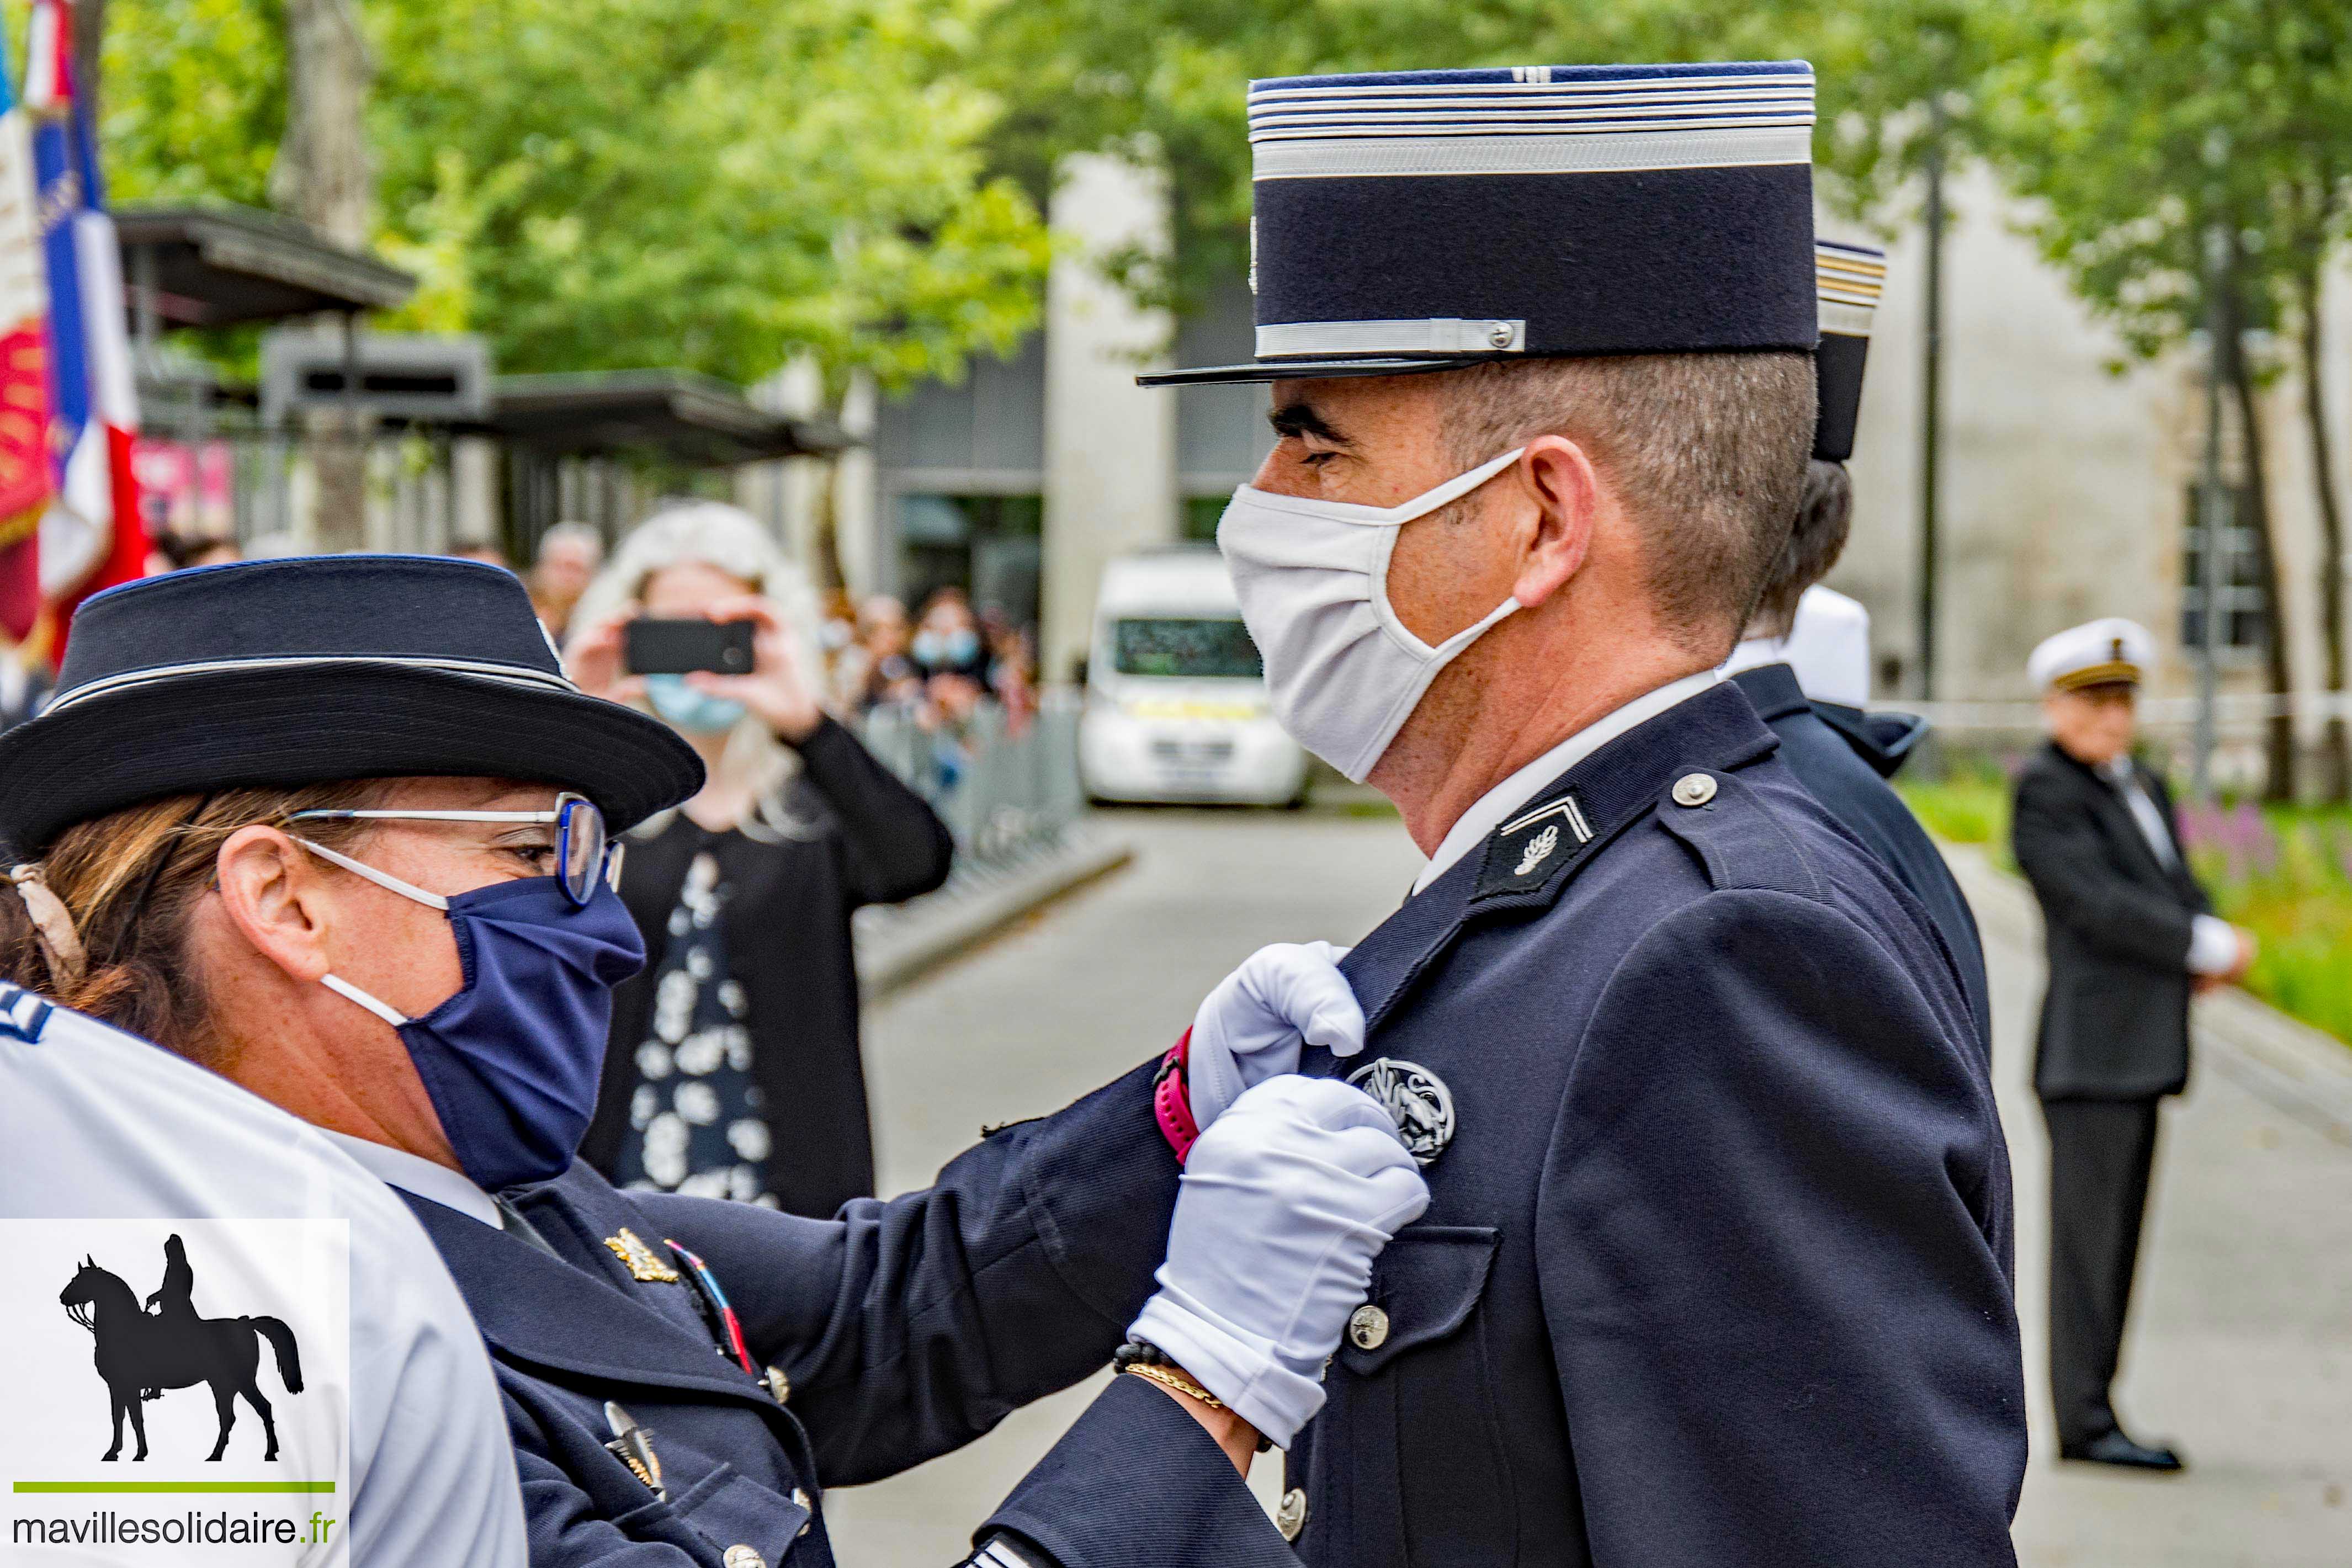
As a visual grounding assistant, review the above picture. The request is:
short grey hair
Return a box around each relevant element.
[569,499,822,677]
[566,501,830,831]
[535,520,605,562]
[1438,352,1814,656]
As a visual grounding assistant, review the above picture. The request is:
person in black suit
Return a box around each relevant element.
[2011,617,2254,1472]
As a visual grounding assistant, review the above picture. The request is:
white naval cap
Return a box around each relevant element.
[2028,617,2154,693]
[1781,585,1872,708]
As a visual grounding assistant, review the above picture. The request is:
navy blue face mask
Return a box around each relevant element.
[301,841,647,1192]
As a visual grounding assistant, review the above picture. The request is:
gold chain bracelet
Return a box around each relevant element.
[1121,1360,1226,1411]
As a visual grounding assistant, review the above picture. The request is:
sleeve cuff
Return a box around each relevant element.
[978,1373,1300,1568]
[784,710,847,754]
[2187,914,2239,976]
[1129,1290,1322,1450]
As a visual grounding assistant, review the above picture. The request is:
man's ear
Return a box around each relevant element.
[1511,435,1599,608]
[213,826,333,984]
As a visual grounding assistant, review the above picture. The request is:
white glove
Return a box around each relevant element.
[1129,1075,1430,1449]
[1188,942,1365,1132]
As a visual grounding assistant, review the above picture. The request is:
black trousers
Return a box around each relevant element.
[2041,1097,2162,1447]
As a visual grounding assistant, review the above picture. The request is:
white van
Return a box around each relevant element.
[1079,548,1309,807]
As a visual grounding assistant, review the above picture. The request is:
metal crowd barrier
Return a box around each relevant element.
[853,690,1085,863]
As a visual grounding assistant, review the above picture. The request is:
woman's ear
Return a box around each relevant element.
[1511,435,1599,609]
[212,826,332,983]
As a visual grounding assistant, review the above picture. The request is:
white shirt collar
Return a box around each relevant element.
[321,1129,503,1229]
[1719,634,1787,681]
[1411,669,1724,894]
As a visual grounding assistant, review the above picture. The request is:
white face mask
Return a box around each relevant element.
[1217,447,1525,782]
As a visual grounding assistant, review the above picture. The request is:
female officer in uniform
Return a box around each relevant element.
[0,555,1425,1568]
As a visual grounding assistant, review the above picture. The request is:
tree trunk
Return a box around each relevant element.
[809,457,847,593]
[272,0,376,551]
[70,0,105,118]
[2222,262,2297,801]
[2296,255,2350,801]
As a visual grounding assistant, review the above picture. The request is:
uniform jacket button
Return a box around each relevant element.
[723,1547,767,1568]
[1276,1487,1309,1542]
[1347,1303,1390,1351]
[765,1365,792,1405]
[792,1486,814,1537]
[1671,772,1718,807]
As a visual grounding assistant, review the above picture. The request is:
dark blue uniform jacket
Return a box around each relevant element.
[1730,661,1993,1056]
[1290,682,2025,1567]
[401,1063,1296,1568]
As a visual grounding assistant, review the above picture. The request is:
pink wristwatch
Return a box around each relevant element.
[1153,1028,1202,1164]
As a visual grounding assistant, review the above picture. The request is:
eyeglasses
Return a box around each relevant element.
[285,791,622,906]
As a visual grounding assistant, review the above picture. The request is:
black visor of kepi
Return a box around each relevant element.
[0,555,704,858]
[1813,238,1884,461]
[1138,61,1822,389]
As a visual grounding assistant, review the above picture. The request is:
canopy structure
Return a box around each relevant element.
[115,204,417,330]
[480,371,853,465]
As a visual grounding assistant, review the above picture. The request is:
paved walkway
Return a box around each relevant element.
[825,810,2352,1565]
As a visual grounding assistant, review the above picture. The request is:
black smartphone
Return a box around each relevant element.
[624,618,756,676]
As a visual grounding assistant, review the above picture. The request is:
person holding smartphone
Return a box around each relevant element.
[562,502,954,1218]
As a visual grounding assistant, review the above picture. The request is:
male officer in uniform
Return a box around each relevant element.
[1722,240,1992,1054]
[1146,60,2025,1565]
[2011,619,2252,1471]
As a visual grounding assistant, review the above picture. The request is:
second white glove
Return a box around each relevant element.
[1188,941,1365,1132]
[1129,1074,1430,1449]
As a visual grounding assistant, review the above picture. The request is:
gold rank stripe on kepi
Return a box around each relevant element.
[1815,244,1886,306]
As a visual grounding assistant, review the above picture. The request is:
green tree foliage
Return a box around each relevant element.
[1980,0,2352,798]
[973,0,1996,310]
[90,0,1048,390]
[89,0,283,206]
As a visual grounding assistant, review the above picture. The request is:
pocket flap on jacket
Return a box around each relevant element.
[1338,1225,1500,1376]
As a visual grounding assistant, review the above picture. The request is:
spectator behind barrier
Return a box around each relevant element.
[565,502,954,1216]
[529,521,604,643]
[853,594,922,711]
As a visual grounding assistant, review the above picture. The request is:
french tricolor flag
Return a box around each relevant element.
[26,0,142,635]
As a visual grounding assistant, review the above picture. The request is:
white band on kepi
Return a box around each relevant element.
[1251,123,1815,182]
[1818,300,1876,338]
[1257,317,1525,359]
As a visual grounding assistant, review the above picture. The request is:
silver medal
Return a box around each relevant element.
[1345,1057,1456,1166]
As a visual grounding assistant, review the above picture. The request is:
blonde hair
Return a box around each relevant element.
[567,501,827,830]
[0,783,387,1060]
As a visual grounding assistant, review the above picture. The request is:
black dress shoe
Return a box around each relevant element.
[2059,1429,2184,1471]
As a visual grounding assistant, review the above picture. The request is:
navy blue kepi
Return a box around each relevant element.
[1812,238,1884,462]
[0,556,703,857]
[1140,61,1820,386]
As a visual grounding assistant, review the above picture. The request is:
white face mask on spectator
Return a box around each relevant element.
[1215,448,1525,782]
